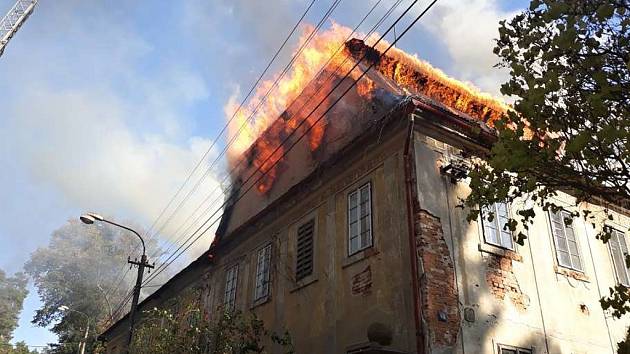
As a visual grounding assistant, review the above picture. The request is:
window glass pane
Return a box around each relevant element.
[571,255,582,271]
[350,236,359,254]
[360,185,370,202]
[500,231,513,249]
[496,202,508,215]
[551,211,562,224]
[564,223,576,241]
[567,240,579,255]
[558,250,572,268]
[349,206,358,223]
[484,225,498,245]
[555,235,569,252]
[349,222,358,238]
[618,230,629,266]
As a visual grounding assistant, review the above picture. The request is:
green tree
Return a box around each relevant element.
[128,303,293,354]
[464,0,629,351]
[24,219,167,354]
[0,270,28,345]
[0,341,39,354]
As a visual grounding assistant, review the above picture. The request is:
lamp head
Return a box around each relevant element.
[80,215,95,225]
[80,213,104,224]
[58,305,69,311]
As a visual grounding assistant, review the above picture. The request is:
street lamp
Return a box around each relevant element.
[80,213,153,353]
[58,305,90,354]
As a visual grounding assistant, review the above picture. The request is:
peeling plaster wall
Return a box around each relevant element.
[413,130,630,354]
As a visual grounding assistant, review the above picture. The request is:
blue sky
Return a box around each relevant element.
[0,0,527,348]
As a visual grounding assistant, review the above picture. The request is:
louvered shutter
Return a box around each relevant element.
[296,220,314,281]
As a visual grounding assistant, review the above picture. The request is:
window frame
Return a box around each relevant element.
[480,201,514,250]
[253,244,272,302]
[347,182,373,256]
[223,264,239,311]
[607,226,630,287]
[548,209,583,272]
[497,344,533,354]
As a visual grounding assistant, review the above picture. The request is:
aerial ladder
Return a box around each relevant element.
[0,0,37,58]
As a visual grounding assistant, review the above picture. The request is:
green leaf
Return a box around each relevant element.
[596,4,614,20]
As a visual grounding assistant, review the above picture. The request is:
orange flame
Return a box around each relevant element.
[225,23,508,194]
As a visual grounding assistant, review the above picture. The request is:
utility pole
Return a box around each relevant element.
[80,213,153,353]
[0,0,37,58]
[58,305,90,354]
[126,253,153,351]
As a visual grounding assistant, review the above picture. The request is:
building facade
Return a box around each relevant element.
[100,96,630,353]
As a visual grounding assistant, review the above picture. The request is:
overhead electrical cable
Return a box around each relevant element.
[145,0,344,261]
[100,0,319,308]
[150,0,397,267]
[142,0,409,286]
[142,0,438,286]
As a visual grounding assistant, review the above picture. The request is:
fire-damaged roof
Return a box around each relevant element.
[215,38,502,240]
[100,39,504,341]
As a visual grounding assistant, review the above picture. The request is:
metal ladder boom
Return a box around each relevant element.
[0,0,37,58]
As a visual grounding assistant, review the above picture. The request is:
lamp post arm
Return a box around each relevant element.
[102,219,146,256]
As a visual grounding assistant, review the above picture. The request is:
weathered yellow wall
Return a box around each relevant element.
[201,128,417,353]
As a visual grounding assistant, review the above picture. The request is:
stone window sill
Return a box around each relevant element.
[478,243,522,262]
[290,275,318,293]
[554,265,590,282]
[250,295,271,309]
[342,247,378,269]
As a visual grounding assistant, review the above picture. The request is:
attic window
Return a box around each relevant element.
[296,219,314,282]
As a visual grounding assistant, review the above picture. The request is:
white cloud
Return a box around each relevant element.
[0,0,224,258]
[2,83,222,254]
[419,0,518,96]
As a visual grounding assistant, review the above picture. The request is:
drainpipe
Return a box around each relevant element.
[403,114,425,354]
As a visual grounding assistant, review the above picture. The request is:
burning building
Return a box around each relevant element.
[100,30,630,354]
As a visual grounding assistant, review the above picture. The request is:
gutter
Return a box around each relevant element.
[403,113,425,354]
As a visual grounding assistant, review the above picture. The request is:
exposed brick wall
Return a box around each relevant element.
[414,209,460,349]
[351,265,373,296]
[486,254,528,311]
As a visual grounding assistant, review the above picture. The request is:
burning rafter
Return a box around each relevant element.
[225,25,509,195]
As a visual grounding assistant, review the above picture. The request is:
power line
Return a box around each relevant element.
[100,0,319,309]
[148,0,399,269]
[143,0,437,286]
[145,0,319,243]
[141,0,395,284]
[145,0,343,262]
[141,0,406,286]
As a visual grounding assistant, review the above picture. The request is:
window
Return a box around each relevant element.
[254,244,272,301]
[608,227,630,286]
[481,201,513,249]
[223,264,238,310]
[296,219,314,282]
[549,210,582,271]
[348,182,372,255]
[498,345,532,354]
